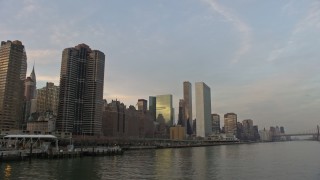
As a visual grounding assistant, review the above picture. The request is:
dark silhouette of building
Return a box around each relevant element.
[149,96,156,121]
[137,99,147,113]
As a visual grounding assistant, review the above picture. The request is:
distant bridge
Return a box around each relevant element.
[272,125,320,141]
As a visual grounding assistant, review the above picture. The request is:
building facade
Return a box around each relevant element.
[102,100,154,138]
[24,66,37,123]
[26,112,56,134]
[178,99,185,126]
[183,81,193,133]
[102,100,128,137]
[57,44,105,135]
[224,113,237,135]
[242,119,254,140]
[37,82,59,116]
[156,94,173,126]
[0,40,27,131]
[195,82,212,137]
[211,113,220,134]
[137,99,147,113]
[170,125,185,140]
[149,96,156,121]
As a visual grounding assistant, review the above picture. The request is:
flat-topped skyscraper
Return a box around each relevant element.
[57,44,105,135]
[156,94,173,126]
[224,113,237,135]
[195,82,212,137]
[183,81,193,134]
[0,40,27,131]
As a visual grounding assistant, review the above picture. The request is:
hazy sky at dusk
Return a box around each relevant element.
[1,0,320,132]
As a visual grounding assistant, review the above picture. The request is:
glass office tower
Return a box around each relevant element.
[156,94,173,126]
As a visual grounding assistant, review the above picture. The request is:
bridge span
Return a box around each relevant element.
[272,125,320,141]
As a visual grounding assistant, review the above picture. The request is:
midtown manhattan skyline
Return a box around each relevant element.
[0,0,319,132]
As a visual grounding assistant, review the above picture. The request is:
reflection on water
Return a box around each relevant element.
[1,141,320,180]
[4,164,11,179]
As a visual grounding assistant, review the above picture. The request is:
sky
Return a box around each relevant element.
[1,0,319,133]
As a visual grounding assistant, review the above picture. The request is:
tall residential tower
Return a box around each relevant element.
[0,40,27,131]
[57,44,105,135]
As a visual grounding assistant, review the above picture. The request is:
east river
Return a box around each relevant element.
[1,141,320,180]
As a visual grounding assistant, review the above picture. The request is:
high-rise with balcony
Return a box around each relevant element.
[57,44,105,135]
[0,40,27,131]
[195,82,212,137]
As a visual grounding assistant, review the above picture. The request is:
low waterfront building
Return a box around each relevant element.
[170,125,185,140]
[26,112,56,134]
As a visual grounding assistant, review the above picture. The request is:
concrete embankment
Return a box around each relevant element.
[0,146,123,162]
[124,141,256,150]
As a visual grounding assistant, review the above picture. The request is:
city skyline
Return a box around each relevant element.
[1,0,320,132]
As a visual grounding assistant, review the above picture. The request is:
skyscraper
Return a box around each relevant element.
[211,113,220,134]
[149,96,156,121]
[57,44,105,135]
[24,65,37,122]
[156,94,173,126]
[137,99,147,113]
[178,99,185,126]
[183,81,192,132]
[30,66,36,97]
[224,113,237,135]
[195,82,212,137]
[242,119,254,140]
[0,40,27,131]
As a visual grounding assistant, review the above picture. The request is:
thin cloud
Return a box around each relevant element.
[268,1,320,62]
[27,49,60,65]
[202,0,252,63]
[282,0,299,16]
[15,0,40,19]
[37,75,60,84]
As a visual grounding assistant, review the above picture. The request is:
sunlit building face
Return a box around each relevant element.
[156,94,173,126]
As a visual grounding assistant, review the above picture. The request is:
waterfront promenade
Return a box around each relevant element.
[0,135,242,162]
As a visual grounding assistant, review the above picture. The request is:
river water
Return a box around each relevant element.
[1,141,320,180]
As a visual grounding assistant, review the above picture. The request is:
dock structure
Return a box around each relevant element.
[0,146,124,162]
[0,134,124,162]
[2,134,59,150]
